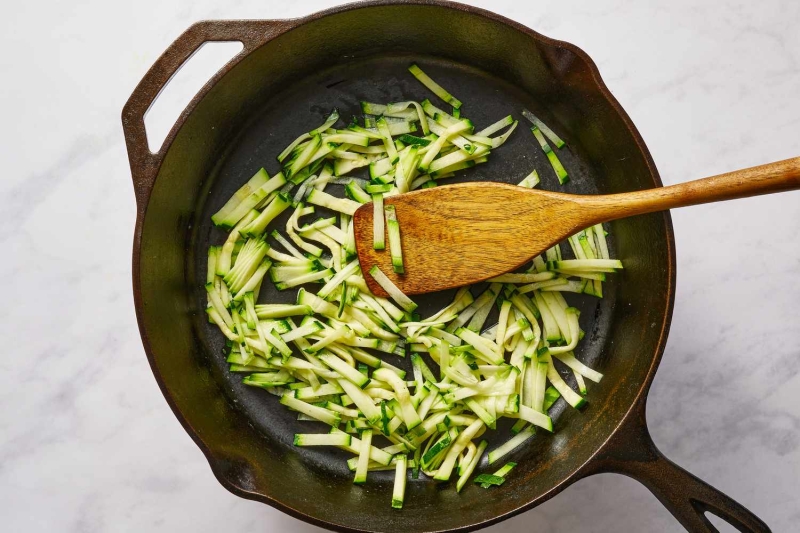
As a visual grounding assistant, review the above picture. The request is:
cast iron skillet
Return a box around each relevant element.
[122,1,771,531]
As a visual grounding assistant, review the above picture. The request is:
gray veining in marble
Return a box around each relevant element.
[1,1,798,531]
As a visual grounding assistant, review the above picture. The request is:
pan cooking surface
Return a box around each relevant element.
[189,53,617,482]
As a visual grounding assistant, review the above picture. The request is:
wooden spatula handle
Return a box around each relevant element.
[583,156,800,224]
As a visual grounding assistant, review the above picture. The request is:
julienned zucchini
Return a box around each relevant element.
[212,170,287,228]
[531,126,568,184]
[384,205,404,273]
[408,63,462,109]
[477,462,517,488]
[204,63,618,509]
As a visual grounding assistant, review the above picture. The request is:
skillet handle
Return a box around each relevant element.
[588,408,771,533]
[121,19,292,211]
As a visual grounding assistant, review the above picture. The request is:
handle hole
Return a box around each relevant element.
[706,511,740,532]
[143,41,243,153]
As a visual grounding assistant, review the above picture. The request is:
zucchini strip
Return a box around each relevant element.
[487,424,535,465]
[521,109,565,148]
[371,194,385,251]
[306,189,361,216]
[531,126,568,184]
[409,63,462,108]
[392,454,408,509]
[368,266,418,312]
[384,205,404,274]
[354,429,373,484]
[456,440,488,492]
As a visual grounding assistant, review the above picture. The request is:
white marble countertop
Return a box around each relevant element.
[2,0,799,531]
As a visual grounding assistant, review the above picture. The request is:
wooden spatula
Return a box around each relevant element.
[354,156,800,297]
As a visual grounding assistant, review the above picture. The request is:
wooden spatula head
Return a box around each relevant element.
[353,182,587,296]
[354,157,800,296]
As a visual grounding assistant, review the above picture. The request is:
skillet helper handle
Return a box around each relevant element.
[590,409,771,533]
[121,20,288,210]
[582,156,800,225]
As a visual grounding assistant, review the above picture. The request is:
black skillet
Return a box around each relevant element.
[123,1,771,531]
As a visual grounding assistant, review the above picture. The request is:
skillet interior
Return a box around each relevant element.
[136,4,673,532]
